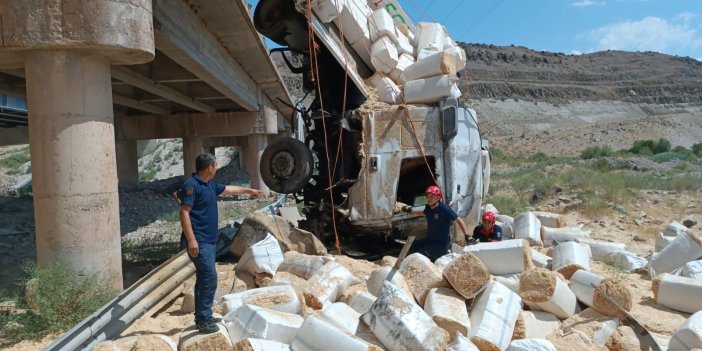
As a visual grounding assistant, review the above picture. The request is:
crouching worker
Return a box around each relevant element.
[401,185,468,262]
[472,211,503,243]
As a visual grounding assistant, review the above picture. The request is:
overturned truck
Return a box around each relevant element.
[254,0,490,254]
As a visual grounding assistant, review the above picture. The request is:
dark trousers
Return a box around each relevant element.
[410,238,450,262]
[182,240,217,325]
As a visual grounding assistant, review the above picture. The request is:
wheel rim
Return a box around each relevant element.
[271,151,296,179]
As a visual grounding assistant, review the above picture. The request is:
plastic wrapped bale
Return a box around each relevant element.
[363,281,449,351]
[569,270,632,318]
[668,310,702,351]
[551,241,591,279]
[368,8,396,42]
[469,281,523,351]
[179,323,231,351]
[531,211,565,228]
[434,252,461,272]
[530,249,552,269]
[424,288,471,341]
[231,338,290,351]
[520,311,560,339]
[370,36,399,73]
[389,53,414,84]
[513,212,543,246]
[496,214,515,240]
[320,302,362,335]
[445,46,466,71]
[400,49,459,82]
[393,29,414,57]
[366,266,413,298]
[277,251,332,279]
[494,273,521,294]
[367,73,402,104]
[665,221,689,237]
[518,268,577,319]
[443,252,492,299]
[235,233,284,279]
[334,0,370,45]
[399,253,449,305]
[682,259,702,279]
[95,335,177,351]
[225,304,303,344]
[576,238,627,261]
[221,284,301,315]
[292,315,382,351]
[648,231,702,277]
[464,239,533,275]
[448,333,480,351]
[541,226,591,247]
[507,339,557,351]
[345,290,377,315]
[415,22,445,60]
[652,273,702,314]
[403,74,461,104]
[555,308,619,347]
[304,261,360,309]
[310,0,344,23]
[604,251,647,272]
[656,232,676,252]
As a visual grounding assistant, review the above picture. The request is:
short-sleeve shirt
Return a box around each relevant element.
[473,224,503,242]
[179,174,225,244]
[423,202,459,245]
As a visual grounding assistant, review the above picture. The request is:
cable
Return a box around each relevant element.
[456,0,505,41]
[441,0,466,23]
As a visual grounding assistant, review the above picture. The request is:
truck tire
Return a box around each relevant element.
[260,138,313,194]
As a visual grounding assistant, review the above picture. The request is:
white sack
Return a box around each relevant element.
[552,241,591,278]
[366,265,412,298]
[350,39,373,68]
[389,52,414,84]
[496,214,515,240]
[464,239,531,275]
[520,311,560,339]
[399,253,447,305]
[664,221,689,237]
[368,8,396,42]
[236,233,284,277]
[401,49,458,82]
[224,304,303,344]
[448,333,480,351]
[403,74,459,104]
[311,0,344,23]
[394,29,414,57]
[292,315,377,351]
[513,212,543,246]
[605,251,647,272]
[424,288,471,339]
[655,232,676,252]
[654,273,702,314]
[541,226,591,247]
[370,36,399,73]
[669,310,702,351]
[530,249,552,269]
[335,2,370,45]
[648,232,702,277]
[576,238,627,260]
[221,284,300,315]
[415,22,444,60]
[445,46,466,71]
[277,251,332,279]
[346,290,376,315]
[233,338,290,351]
[531,211,565,228]
[367,72,401,104]
[568,270,604,307]
[507,339,557,351]
[434,252,461,272]
[494,273,521,294]
[320,302,361,335]
[304,261,359,309]
[682,259,702,279]
[469,282,522,350]
[525,275,578,319]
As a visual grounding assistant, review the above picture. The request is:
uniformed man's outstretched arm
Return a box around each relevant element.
[222,185,263,197]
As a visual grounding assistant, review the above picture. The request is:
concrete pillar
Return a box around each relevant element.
[1,0,155,290]
[183,136,204,175]
[246,134,269,193]
[116,139,139,185]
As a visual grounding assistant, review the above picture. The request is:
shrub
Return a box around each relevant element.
[651,151,696,163]
[581,145,614,159]
[692,143,702,156]
[0,147,30,172]
[629,138,671,155]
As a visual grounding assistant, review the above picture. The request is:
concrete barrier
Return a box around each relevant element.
[652,273,702,313]
[424,287,471,341]
[469,281,522,351]
[519,268,577,319]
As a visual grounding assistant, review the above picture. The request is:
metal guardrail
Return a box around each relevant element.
[45,194,288,351]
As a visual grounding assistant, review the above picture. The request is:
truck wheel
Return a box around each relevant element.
[260,138,313,194]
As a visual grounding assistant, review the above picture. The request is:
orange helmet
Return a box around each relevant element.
[482,211,496,223]
[425,185,442,197]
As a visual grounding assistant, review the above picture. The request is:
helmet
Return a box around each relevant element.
[482,211,496,223]
[425,185,442,197]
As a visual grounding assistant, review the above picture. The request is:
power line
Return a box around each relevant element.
[442,0,466,23]
[420,0,437,21]
[456,0,505,41]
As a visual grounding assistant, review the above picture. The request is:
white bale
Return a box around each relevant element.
[665,221,689,237]
[568,270,603,307]
[483,204,499,214]
[236,233,284,277]
[400,49,458,83]
[346,290,376,315]
[231,338,290,351]
[519,268,577,319]
[653,273,702,314]
[399,253,448,305]
[292,315,377,351]
[224,304,303,344]
[335,0,370,44]
[320,302,361,335]
[445,46,466,71]
[415,22,444,59]
[655,232,676,252]
[434,252,461,272]
[277,251,332,279]
[494,273,521,294]
[531,211,565,228]
[668,310,702,351]
[311,0,344,23]
[496,214,515,240]
[576,238,627,260]
[366,266,412,298]
[179,323,231,351]
[463,239,532,275]
[304,261,359,309]
[507,339,557,351]
[350,39,373,68]
[552,241,591,279]
[403,74,460,104]
[368,8,396,42]
[389,52,414,84]
[530,249,552,269]
[367,73,401,104]
[393,28,414,57]
[605,251,647,272]
[513,212,543,246]
[424,287,471,340]
[363,281,448,351]
[541,226,591,247]
[370,36,399,73]
[520,311,560,339]
[648,231,702,277]
[221,284,301,315]
[682,259,702,279]
[448,333,480,351]
[443,252,492,299]
[469,281,522,351]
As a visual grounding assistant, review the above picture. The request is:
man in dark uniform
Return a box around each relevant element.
[471,211,503,243]
[402,185,468,262]
[178,153,262,334]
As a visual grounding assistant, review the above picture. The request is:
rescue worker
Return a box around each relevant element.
[402,185,469,262]
[472,211,503,242]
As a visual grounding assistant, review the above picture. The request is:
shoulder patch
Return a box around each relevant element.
[185,187,193,196]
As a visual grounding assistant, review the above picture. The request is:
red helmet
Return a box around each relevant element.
[482,211,496,223]
[425,185,442,197]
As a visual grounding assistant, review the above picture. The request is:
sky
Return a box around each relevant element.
[250,0,702,61]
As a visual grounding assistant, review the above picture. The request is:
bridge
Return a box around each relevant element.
[0,0,295,289]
